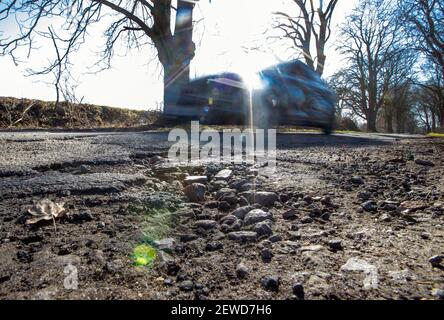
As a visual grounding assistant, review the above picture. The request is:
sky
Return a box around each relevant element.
[0,0,358,110]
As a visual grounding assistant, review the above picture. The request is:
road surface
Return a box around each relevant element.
[0,130,443,300]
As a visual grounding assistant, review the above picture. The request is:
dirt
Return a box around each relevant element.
[0,96,160,129]
[0,132,443,300]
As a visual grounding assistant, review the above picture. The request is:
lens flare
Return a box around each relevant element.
[243,72,265,90]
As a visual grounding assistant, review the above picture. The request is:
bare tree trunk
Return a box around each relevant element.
[386,113,394,133]
[163,61,191,108]
[157,0,196,108]
[431,111,436,131]
[367,112,377,132]
[439,109,444,129]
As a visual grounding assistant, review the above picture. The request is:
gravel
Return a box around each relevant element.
[244,209,273,226]
[228,231,258,242]
[261,275,280,292]
[183,183,206,203]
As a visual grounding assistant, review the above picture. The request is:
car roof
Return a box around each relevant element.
[261,59,319,80]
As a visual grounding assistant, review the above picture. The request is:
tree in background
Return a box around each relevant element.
[398,0,444,127]
[0,0,200,107]
[412,62,443,132]
[335,0,402,132]
[379,46,417,133]
[273,0,338,76]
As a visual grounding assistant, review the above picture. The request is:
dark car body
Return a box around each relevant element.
[163,60,336,133]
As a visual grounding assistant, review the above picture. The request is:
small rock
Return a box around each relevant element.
[236,262,249,279]
[301,216,314,224]
[383,203,398,211]
[178,280,194,292]
[184,176,208,186]
[261,275,280,292]
[194,220,218,230]
[216,188,237,200]
[231,206,253,220]
[261,248,273,261]
[415,159,434,167]
[258,239,272,249]
[16,250,32,263]
[429,255,444,268]
[220,215,238,225]
[163,278,174,286]
[255,192,278,207]
[179,234,198,242]
[351,176,365,185]
[205,242,223,251]
[68,211,93,224]
[420,232,431,240]
[328,240,343,251]
[209,180,227,192]
[288,231,301,241]
[105,259,123,273]
[153,238,176,252]
[283,209,297,220]
[320,212,330,221]
[292,283,305,299]
[162,260,181,276]
[228,231,257,242]
[244,209,272,226]
[204,201,219,209]
[221,220,241,233]
[303,195,313,204]
[244,192,278,207]
[215,169,233,181]
[239,196,249,207]
[340,258,378,290]
[357,191,372,201]
[218,201,231,212]
[280,193,290,203]
[253,221,273,237]
[269,234,282,243]
[183,183,206,203]
[321,196,332,206]
[78,164,92,174]
[362,201,377,212]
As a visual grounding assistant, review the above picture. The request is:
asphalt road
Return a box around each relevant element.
[0,130,413,172]
[1,129,443,300]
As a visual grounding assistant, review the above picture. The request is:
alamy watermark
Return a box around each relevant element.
[167,121,277,173]
[63,263,78,290]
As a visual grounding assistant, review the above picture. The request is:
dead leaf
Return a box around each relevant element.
[27,199,66,230]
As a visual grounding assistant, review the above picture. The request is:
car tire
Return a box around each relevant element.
[322,116,335,135]
[323,125,333,135]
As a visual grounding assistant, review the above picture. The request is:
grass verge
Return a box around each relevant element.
[427,132,444,138]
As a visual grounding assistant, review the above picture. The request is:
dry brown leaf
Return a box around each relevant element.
[26,199,66,229]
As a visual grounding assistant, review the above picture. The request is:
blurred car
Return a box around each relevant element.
[163,59,336,134]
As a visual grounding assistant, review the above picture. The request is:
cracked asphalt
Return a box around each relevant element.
[0,130,443,300]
